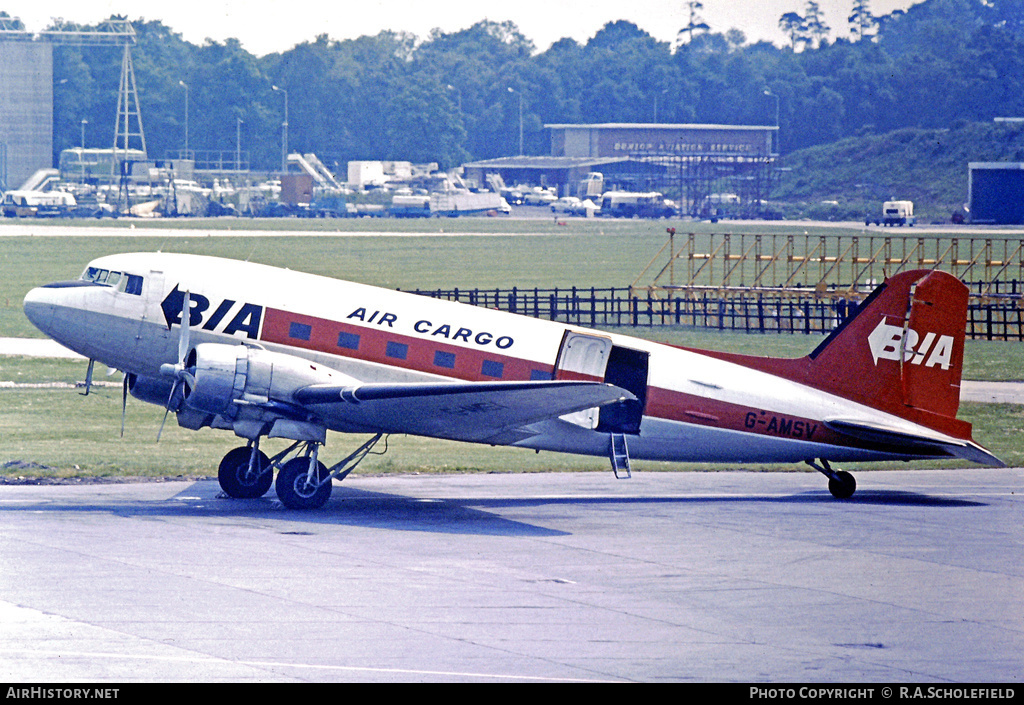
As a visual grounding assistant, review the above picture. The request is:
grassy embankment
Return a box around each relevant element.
[775,120,1024,223]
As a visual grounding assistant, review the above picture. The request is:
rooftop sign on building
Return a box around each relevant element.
[545,123,777,160]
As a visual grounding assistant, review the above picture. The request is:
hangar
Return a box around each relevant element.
[461,155,625,193]
[463,123,778,218]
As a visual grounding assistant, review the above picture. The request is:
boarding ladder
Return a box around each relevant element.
[609,433,631,479]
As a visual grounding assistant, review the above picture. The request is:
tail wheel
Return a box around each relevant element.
[275,457,332,510]
[828,470,857,500]
[218,446,273,499]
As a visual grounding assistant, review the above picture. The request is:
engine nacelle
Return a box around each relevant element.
[127,372,213,431]
[182,343,351,420]
[127,373,175,407]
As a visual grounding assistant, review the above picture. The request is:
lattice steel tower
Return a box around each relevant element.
[40,18,145,160]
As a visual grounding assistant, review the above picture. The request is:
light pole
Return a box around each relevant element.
[507,87,523,156]
[80,119,87,182]
[272,85,288,174]
[178,80,189,158]
[763,88,779,154]
[763,89,780,216]
[236,117,243,172]
[654,88,668,122]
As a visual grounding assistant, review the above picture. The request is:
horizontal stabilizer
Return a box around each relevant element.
[295,380,636,443]
[825,418,1005,467]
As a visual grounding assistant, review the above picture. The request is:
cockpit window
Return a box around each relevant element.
[82,267,109,283]
[81,267,144,295]
[122,274,144,295]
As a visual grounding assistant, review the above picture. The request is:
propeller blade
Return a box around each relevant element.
[156,291,193,442]
[120,373,128,438]
[178,290,191,363]
[157,379,180,442]
[157,406,170,442]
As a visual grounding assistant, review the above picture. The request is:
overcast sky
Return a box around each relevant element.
[7,0,921,55]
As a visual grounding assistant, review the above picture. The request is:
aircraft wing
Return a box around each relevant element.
[824,418,1005,467]
[294,380,636,444]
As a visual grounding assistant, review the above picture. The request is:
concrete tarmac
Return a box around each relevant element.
[0,469,1021,683]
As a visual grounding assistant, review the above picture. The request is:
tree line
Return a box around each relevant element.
[40,0,1024,175]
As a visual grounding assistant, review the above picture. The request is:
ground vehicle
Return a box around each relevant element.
[551,196,582,213]
[867,200,916,227]
[429,190,506,216]
[1,189,76,217]
[599,191,676,218]
[389,194,431,218]
[578,172,604,200]
[522,188,557,206]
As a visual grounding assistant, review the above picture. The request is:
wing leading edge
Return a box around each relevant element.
[294,380,636,444]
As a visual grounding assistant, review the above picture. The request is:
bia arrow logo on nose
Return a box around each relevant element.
[161,285,263,339]
[867,318,954,370]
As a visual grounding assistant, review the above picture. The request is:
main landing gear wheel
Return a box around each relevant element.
[275,457,332,510]
[828,470,857,500]
[218,446,273,499]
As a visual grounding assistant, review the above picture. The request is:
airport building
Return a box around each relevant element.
[968,162,1024,224]
[462,123,777,218]
[0,40,52,191]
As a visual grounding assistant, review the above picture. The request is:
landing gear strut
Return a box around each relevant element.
[806,459,857,499]
[215,434,386,509]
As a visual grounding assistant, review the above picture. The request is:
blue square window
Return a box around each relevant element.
[434,351,456,369]
[386,341,409,360]
[530,369,553,381]
[289,322,312,341]
[481,360,504,378]
[337,331,361,350]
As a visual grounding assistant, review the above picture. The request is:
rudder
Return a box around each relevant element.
[808,269,968,436]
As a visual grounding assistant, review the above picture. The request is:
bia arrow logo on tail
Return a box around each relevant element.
[160,285,263,339]
[868,318,954,370]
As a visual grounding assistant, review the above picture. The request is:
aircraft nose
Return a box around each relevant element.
[23,281,81,336]
[23,285,56,333]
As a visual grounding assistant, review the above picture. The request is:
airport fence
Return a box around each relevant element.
[404,283,1024,341]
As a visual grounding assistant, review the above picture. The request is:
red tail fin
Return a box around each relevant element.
[687,270,970,438]
[807,269,968,436]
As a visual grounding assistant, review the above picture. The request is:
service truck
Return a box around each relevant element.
[867,200,916,227]
[599,191,676,218]
[0,189,76,217]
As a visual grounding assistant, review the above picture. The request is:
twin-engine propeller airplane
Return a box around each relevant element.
[23,252,1001,509]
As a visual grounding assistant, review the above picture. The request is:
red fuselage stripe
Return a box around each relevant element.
[259,306,860,449]
[261,307,553,382]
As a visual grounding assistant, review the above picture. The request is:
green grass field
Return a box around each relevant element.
[2,364,1019,479]
[2,217,1022,480]
[5,218,1024,334]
